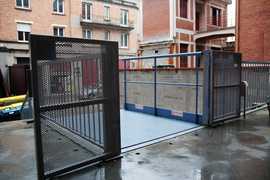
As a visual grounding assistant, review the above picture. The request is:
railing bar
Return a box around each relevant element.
[96,58,101,143]
[222,62,225,118]
[251,63,255,107]
[76,60,80,132]
[63,63,68,127]
[82,60,86,137]
[122,81,203,86]
[154,58,157,116]
[124,60,127,109]
[49,64,52,126]
[121,52,202,61]
[195,55,199,123]
[242,61,270,64]
[70,62,74,130]
[91,59,96,141]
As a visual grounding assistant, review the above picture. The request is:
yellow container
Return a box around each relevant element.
[0,95,26,106]
[0,102,23,112]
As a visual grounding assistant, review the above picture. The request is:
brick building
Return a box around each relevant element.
[0,0,140,85]
[236,0,270,61]
[137,0,234,68]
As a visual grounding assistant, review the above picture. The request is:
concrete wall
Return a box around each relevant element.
[119,69,203,114]
[0,51,9,85]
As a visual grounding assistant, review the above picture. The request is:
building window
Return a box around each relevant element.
[17,57,30,65]
[54,27,64,36]
[17,23,31,42]
[180,44,188,67]
[83,29,92,39]
[211,7,221,26]
[82,3,91,20]
[121,10,128,26]
[105,31,110,40]
[53,0,64,13]
[16,0,30,9]
[104,7,109,20]
[121,33,128,48]
[180,0,188,18]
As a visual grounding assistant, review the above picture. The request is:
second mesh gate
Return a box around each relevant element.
[30,35,120,179]
[203,50,242,126]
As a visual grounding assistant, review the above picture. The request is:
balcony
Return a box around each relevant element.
[97,0,138,8]
[80,14,134,30]
[194,12,235,41]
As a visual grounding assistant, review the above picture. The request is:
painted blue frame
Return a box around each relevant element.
[122,52,203,124]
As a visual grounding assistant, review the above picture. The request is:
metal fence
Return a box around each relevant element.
[30,34,120,179]
[122,52,203,124]
[241,61,270,112]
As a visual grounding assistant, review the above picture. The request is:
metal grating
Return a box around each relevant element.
[30,35,120,179]
[212,54,241,122]
[241,62,270,111]
[203,50,242,126]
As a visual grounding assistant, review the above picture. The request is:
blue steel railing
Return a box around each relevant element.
[121,52,203,124]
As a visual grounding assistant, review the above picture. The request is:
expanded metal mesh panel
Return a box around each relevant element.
[36,51,103,106]
[241,62,270,110]
[30,35,120,179]
[212,51,241,123]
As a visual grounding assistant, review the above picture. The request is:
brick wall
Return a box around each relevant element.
[239,0,270,61]
[142,0,170,41]
[0,0,70,41]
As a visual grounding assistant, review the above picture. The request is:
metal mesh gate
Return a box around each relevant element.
[203,50,242,126]
[30,35,120,179]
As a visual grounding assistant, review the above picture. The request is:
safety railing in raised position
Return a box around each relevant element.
[121,52,203,124]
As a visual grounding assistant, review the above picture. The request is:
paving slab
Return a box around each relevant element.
[0,108,270,180]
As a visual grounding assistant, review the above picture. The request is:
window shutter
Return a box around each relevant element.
[17,23,31,32]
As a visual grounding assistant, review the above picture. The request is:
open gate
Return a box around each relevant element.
[30,35,120,179]
[203,50,242,126]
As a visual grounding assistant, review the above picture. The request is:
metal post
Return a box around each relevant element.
[124,60,127,109]
[196,55,199,124]
[154,58,157,116]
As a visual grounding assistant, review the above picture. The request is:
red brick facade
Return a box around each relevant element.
[238,0,270,61]
[0,0,139,66]
[140,0,230,68]
[142,0,170,41]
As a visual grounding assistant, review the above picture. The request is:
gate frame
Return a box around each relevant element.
[30,34,121,179]
[203,50,242,126]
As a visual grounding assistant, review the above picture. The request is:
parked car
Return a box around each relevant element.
[79,85,102,100]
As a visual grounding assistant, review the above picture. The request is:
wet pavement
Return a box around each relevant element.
[1,108,270,180]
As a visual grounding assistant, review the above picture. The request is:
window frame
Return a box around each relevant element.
[180,0,188,19]
[82,29,92,39]
[82,3,92,21]
[121,33,129,48]
[105,31,110,40]
[120,10,128,26]
[17,23,31,42]
[15,0,30,9]
[211,7,221,26]
[104,6,109,20]
[180,44,188,67]
[53,0,64,14]
[53,27,65,36]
